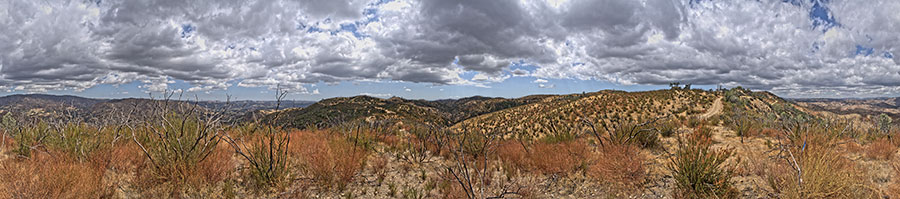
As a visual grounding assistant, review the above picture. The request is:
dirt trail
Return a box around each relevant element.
[700,97,724,120]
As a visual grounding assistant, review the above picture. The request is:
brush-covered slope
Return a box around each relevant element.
[273,95,551,129]
[274,96,451,128]
[0,94,107,118]
[451,89,721,138]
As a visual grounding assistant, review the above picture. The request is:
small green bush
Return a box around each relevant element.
[668,130,738,198]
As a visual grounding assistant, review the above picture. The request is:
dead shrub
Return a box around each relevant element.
[0,153,110,198]
[588,143,647,195]
[224,125,291,190]
[864,138,896,160]
[290,131,367,191]
[370,154,389,185]
[437,170,468,199]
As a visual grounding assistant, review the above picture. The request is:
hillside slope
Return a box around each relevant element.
[274,95,551,129]
[452,89,720,138]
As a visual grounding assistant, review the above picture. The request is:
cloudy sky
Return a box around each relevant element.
[1,0,899,100]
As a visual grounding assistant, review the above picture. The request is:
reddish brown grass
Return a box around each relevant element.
[588,144,647,194]
[196,143,234,184]
[290,131,368,191]
[134,142,234,192]
[865,138,897,160]
[759,128,782,137]
[496,141,529,173]
[0,133,12,150]
[496,140,591,176]
[530,140,591,175]
[91,142,147,173]
[0,152,110,198]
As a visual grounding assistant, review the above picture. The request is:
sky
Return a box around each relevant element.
[1,0,899,101]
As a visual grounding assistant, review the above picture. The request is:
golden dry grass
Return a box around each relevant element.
[764,134,878,199]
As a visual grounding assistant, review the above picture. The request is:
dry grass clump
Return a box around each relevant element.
[529,140,591,175]
[290,130,368,191]
[496,141,529,173]
[135,142,234,191]
[437,169,470,199]
[0,133,12,151]
[864,138,897,160]
[92,142,148,173]
[668,129,738,199]
[196,144,234,185]
[588,143,647,195]
[0,153,110,198]
[765,131,878,199]
[496,139,591,176]
[758,128,782,137]
[888,161,900,197]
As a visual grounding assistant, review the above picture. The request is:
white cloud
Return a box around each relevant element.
[0,0,898,97]
[533,79,549,83]
[359,92,392,98]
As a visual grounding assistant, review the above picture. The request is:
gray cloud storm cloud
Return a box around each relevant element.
[1,0,899,97]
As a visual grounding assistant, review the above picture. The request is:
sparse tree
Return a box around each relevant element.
[877,113,893,135]
[444,128,524,199]
[669,82,681,90]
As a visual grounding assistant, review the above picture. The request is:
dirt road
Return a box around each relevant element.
[700,97,723,120]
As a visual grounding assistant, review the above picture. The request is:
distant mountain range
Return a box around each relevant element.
[793,97,900,120]
[0,94,315,121]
